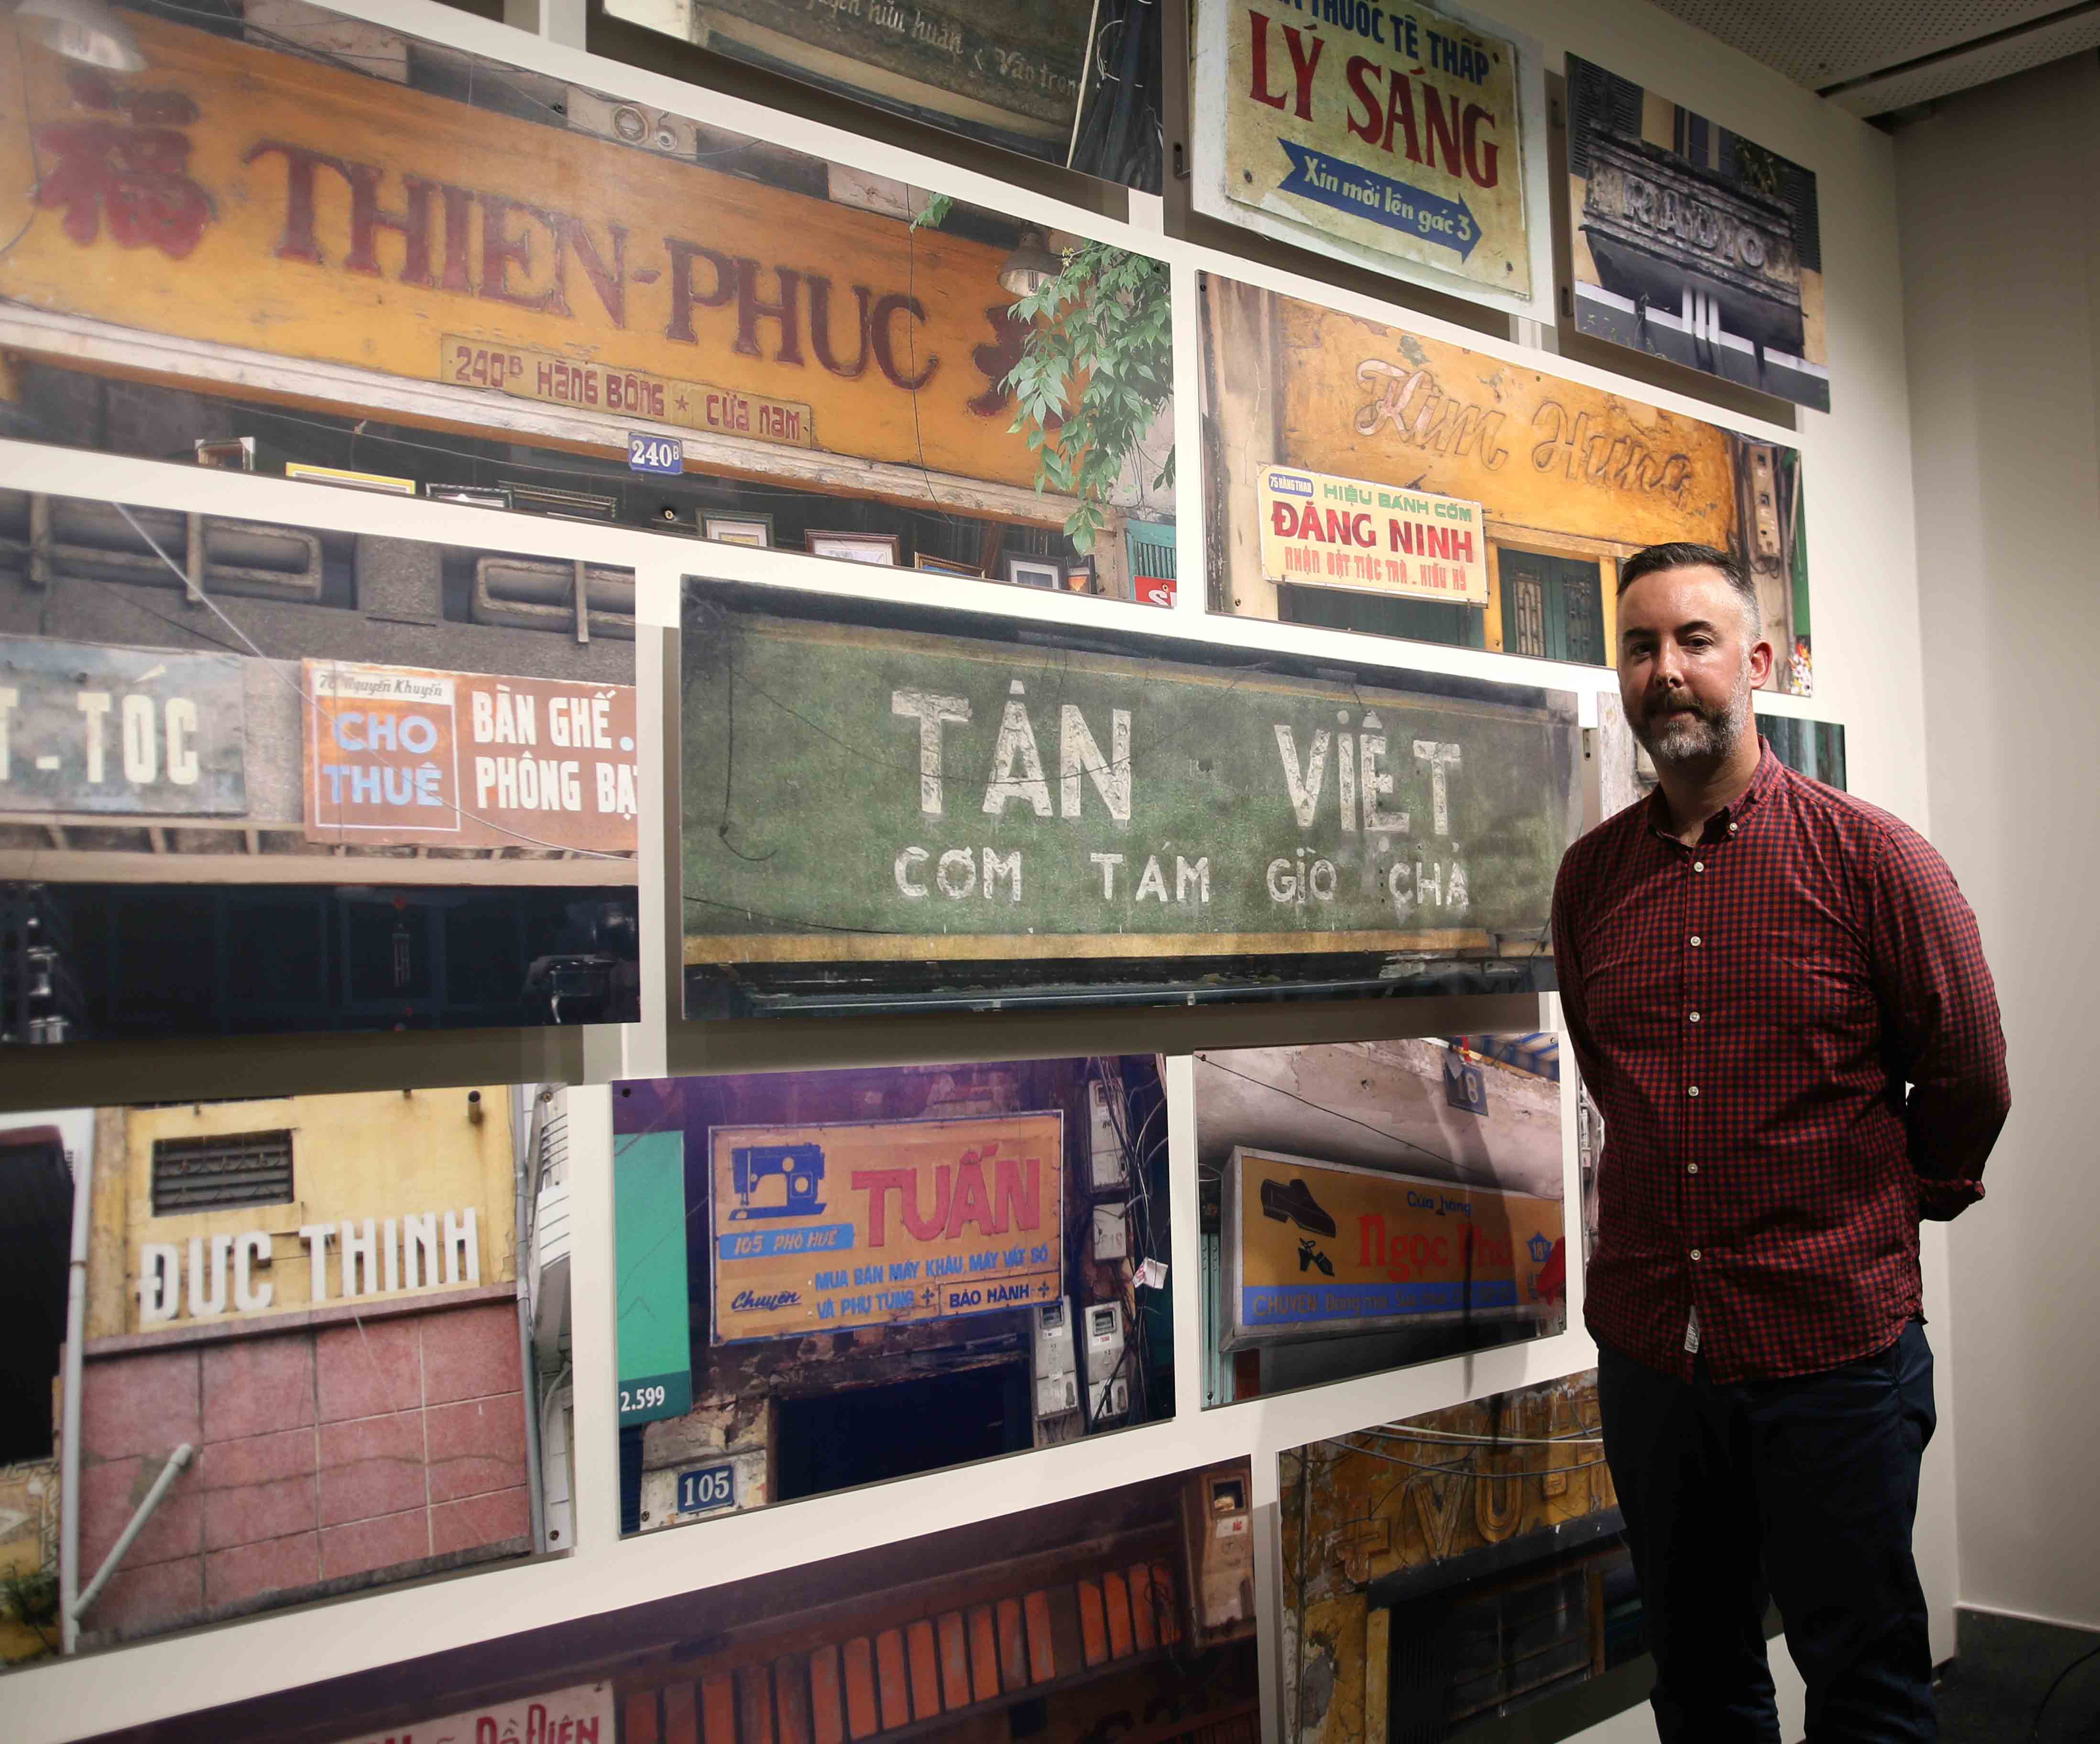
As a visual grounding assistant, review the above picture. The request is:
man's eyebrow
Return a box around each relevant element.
[1621,618,1721,643]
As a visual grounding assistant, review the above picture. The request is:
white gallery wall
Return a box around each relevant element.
[1897,51,2100,1634]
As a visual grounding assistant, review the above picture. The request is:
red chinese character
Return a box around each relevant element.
[35,70,211,260]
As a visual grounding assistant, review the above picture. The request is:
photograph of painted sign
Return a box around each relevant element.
[0,6,1175,603]
[1196,1036,1565,1405]
[0,1087,570,1669]
[679,580,1579,1016]
[1257,467,1488,604]
[1280,1372,1636,1742]
[604,0,1163,192]
[612,1058,1170,1533]
[1199,272,1813,693]
[1567,55,1829,412]
[1193,0,1553,318]
[0,490,638,1042]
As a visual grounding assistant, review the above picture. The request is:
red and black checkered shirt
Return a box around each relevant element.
[1554,739,2009,1383]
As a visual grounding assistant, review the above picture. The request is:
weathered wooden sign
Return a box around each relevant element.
[680,595,1579,992]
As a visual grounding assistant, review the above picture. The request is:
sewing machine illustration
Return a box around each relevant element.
[728,1143,827,1221]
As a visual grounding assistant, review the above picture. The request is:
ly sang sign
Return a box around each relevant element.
[1258,466,1488,603]
[681,607,1579,965]
[1223,0,1529,292]
[304,661,638,854]
[0,636,245,817]
[331,1681,611,1744]
[1223,1146,1562,1346]
[710,1113,1064,1344]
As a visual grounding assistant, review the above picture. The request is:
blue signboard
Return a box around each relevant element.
[628,432,683,475]
[677,1463,735,1514]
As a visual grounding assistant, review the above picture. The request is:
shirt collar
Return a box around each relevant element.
[1645,736,1783,841]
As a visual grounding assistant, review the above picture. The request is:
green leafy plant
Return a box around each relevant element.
[1002,241,1175,555]
[0,1568,59,1657]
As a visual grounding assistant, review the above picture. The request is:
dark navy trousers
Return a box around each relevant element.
[1597,1319,1938,1743]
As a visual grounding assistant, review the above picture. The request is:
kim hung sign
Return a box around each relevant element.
[681,594,1579,980]
[710,1112,1064,1343]
[1258,466,1488,603]
[0,637,245,816]
[1222,1146,1561,1345]
[303,661,639,854]
[1222,0,1529,294]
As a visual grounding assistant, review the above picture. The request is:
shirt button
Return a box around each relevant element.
[1687,1085,1700,1097]
[1690,935,1702,948]
[1687,1163,1699,1174]
[1693,861,1705,872]
[1728,822,1739,833]
[1690,1249,1702,1261]
[1688,1011,1701,1023]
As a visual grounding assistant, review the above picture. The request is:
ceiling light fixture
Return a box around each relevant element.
[998,228,1061,298]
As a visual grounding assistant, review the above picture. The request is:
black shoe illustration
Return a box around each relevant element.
[1261,1177,1336,1238]
[1298,1239,1335,1276]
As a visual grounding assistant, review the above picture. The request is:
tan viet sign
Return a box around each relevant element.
[0,17,1044,488]
[303,661,638,854]
[1257,465,1488,603]
[1224,1146,1561,1346]
[1224,0,1529,294]
[710,1113,1063,1344]
[440,336,816,449]
[1277,301,1739,550]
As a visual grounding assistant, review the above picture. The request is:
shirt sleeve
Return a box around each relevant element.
[1552,850,1607,1104]
[1867,823,2011,1220]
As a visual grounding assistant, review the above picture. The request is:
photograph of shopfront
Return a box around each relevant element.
[1567,54,1829,413]
[0,491,638,1042]
[615,1057,1170,1535]
[1198,273,1812,693]
[0,1085,575,1665]
[1282,1371,1649,1744]
[0,2,1176,604]
[602,0,1165,193]
[1196,1036,1565,1406]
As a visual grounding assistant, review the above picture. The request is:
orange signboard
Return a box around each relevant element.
[303,660,638,854]
[0,18,1047,487]
[710,1113,1064,1344]
[1224,1146,1561,1345]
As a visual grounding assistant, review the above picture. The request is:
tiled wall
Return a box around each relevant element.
[77,1299,528,1640]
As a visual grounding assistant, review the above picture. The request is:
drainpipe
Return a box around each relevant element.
[72,1444,193,1624]
[517,1087,549,1554]
[57,1127,93,1656]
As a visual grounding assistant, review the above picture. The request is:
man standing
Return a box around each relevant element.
[1553,543,2009,1743]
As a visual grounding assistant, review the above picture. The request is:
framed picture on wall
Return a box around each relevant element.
[1006,556,1062,589]
[806,530,900,565]
[704,513,773,548]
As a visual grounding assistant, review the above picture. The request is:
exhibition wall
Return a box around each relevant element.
[1897,50,2100,1635]
[0,0,1973,1738]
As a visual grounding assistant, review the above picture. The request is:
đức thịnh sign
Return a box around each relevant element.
[679,595,1579,989]
[1222,1146,1563,1346]
[709,1112,1064,1344]
[303,660,639,855]
[1258,466,1488,603]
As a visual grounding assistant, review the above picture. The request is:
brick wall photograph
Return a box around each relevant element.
[66,1087,541,1648]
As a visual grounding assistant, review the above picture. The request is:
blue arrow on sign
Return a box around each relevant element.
[1274,141,1482,261]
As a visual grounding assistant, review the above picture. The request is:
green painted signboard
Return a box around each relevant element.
[681,597,1579,984]
[615,1129,695,1428]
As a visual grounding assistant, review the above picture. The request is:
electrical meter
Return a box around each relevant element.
[1085,1300,1129,1423]
[1033,1297,1079,1418]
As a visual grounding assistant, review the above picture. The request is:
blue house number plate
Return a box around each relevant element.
[628,432,683,475]
[677,1463,735,1514]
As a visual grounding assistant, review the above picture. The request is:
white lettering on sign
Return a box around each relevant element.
[136,1207,483,1326]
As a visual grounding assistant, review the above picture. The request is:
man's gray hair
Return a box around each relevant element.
[1617,542,1761,640]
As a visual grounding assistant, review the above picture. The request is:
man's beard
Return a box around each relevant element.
[1635,686,1750,769]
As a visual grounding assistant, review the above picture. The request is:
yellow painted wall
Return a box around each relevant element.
[88,1089,516,1340]
[0,1458,57,1663]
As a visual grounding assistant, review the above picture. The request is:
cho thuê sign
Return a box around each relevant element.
[1224,0,1529,294]
[0,17,1053,489]
[709,1112,1064,1344]
[1258,466,1487,603]
[0,636,245,817]
[303,661,638,854]
[681,604,1580,967]
[1222,1146,1561,1346]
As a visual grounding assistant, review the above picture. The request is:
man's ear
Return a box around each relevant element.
[1747,634,1775,688]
